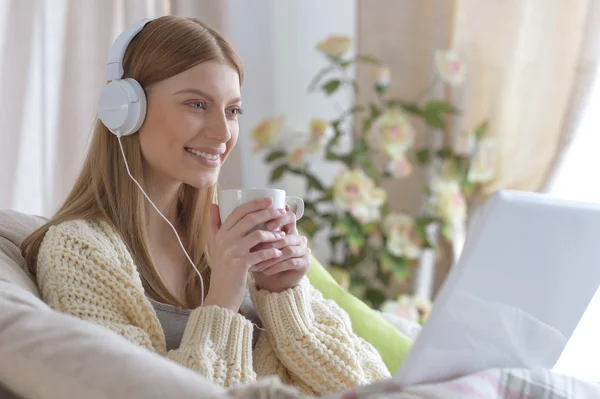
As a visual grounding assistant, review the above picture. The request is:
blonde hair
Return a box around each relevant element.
[22,16,244,308]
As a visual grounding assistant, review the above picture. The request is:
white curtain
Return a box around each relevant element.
[544,32,600,382]
[0,0,169,217]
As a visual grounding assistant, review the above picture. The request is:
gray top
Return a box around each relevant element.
[148,292,262,351]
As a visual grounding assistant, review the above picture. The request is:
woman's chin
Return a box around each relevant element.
[183,174,219,189]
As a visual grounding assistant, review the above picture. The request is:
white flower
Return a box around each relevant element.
[373,66,391,90]
[383,213,422,259]
[468,138,498,183]
[435,50,466,87]
[287,147,309,168]
[381,295,433,324]
[381,297,419,322]
[251,118,283,152]
[387,157,412,179]
[333,169,386,224]
[431,179,467,229]
[308,119,334,152]
[370,110,415,159]
[316,35,351,58]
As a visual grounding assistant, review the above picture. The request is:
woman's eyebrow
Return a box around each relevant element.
[173,88,241,103]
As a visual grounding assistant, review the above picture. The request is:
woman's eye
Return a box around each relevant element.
[227,107,243,118]
[189,101,206,110]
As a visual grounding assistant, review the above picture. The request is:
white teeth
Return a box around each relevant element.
[186,148,220,161]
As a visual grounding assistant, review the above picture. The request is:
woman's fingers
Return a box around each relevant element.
[250,233,305,252]
[220,197,273,231]
[247,247,283,265]
[235,207,286,236]
[255,244,309,273]
[265,210,297,231]
[260,249,310,276]
[242,228,286,249]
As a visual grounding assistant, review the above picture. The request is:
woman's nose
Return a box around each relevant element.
[204,112,231,142]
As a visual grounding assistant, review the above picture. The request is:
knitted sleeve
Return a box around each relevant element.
[250,277,391,395]
[36,220,256,387]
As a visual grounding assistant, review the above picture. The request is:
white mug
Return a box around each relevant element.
[218,188,304,226]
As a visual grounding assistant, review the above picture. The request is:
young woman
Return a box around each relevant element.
[21,16,390,396]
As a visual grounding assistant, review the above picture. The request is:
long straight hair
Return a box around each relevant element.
[22,16,244,308]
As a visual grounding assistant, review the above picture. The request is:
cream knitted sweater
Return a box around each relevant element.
[36,220,390,396]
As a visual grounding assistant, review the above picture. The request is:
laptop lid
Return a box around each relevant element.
[395,190,600,386]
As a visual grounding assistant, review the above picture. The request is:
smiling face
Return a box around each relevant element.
[138,60,242,189]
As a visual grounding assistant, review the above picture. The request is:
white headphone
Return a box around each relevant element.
[98,18,155,137]
[97,18,207,305]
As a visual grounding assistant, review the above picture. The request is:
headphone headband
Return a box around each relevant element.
[106,18,155,81]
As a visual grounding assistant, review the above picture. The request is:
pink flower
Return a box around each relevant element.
[287,147,308,168]
[370,110,415,159]
[431,179,467,231]
[333,169,386,224]
[435,50,466,86]
[308,119,333,151]
[383,213,422,259]
[387,157,412,179]
[251,118,282,152]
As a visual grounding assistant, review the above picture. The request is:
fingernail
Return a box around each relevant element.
[275,249,282,257]
[277,230,286,237]
[278,209,286,215]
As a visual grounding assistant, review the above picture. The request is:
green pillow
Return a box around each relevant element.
[306,255,413,374]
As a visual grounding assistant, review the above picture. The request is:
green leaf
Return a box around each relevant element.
[393,264,410,281]
[297,217,319,237]
[362,117,374,133]
[362,221,378,234]
[303,201,318,214]
[401,103,421,115]
[462,179,474,196]
[436,147,454,159]
[425,100,459,115]
[329,234,343,248]
[386,100,421,115]
[322,79,342,95]
[306,173,325,191]
[307,64,337,92]
[264,150,286,163]
[369,103,383,119]
[270,164,288,182]
[416,149,431,165]
[355,138,369,152]
[423,110,445,128]
[357,55,380,64]
[365,288,386,309]
[475,120,489,140]
[349,104,366,114]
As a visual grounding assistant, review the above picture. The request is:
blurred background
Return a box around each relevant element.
[1,0,600,318]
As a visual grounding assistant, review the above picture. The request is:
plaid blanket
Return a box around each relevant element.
[222,368,600,398]
[322,368,600,399]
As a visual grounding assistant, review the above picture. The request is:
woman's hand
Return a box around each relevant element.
[252,206,311,293]
[206,198,286,311]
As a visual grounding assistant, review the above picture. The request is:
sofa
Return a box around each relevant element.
[0,209,419,399]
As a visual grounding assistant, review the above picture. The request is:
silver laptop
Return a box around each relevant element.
[395,190,600,386]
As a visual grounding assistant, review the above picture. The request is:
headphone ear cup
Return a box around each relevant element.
[97,78,147,136]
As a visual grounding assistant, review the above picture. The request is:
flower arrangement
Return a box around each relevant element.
[251,35,496,310]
